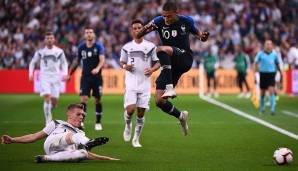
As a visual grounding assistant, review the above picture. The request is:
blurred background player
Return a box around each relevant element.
[203,47,219,97]
[136,1,209,136]
[254,40,283,115]
[29,32,68,125]
[287,40,298,69]
[1,103,118,162]
[120,19,160,147]
[69,28,105,130]
[233,45,251,98]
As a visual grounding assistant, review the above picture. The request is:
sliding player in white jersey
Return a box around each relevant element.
[1,103,119,162]
[120,19,160,147]
[29,32,69,125]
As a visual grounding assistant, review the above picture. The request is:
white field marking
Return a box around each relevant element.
[200,95,298,141]
[282,110,298,119]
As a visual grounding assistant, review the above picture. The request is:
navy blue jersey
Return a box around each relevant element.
[152,15,199,52]
[77,42,105,76]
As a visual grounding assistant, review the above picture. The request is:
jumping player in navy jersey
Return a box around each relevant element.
[136,2,209,136]
[68,28,105,131]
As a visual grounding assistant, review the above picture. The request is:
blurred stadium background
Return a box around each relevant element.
[0,0,298,170]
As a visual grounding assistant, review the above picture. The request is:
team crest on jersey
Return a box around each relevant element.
[93,48,97,54]
[172,30,177,37]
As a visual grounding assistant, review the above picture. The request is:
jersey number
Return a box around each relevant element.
[130,57,134,65]
[162,30,177,39]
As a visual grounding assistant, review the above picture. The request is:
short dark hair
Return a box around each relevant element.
[67,103,84,111]
[162,1,178,11]
[131,19,144,26]
[84,26,94,31]
[45,31,54,36]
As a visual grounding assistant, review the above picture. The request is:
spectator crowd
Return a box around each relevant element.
[0,0,297,69]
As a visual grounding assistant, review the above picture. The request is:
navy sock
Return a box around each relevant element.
[96,103,102,123]
[160,101,181,118]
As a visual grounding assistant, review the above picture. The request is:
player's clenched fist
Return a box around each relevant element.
[200,31,209,42]
[1,135,13,144]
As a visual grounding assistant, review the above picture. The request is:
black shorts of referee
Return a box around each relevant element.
[260,72,276,89]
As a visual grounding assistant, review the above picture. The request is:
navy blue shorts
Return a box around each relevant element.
[80,76,103,97]
[156,46,193,90]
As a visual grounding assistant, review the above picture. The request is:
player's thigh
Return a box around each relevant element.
[80,77,91,97]
[44,132,74,155]
[171,48,193,87]
[51,79,61,98]
[40,78,51,96]
[136,91,150,110]
[48,149,88,161]
[91,77,103,97]
[124,90,138,109]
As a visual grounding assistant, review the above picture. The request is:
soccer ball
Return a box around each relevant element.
[273,147,293,165]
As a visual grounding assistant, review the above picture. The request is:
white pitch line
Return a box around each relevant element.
[200,95,298,141]
[282,110,298,119]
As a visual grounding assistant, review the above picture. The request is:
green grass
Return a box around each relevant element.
[0,94,298,171]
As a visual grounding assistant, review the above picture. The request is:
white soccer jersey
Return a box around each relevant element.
[120,40,158,92]
[29,45,68,78]
[43,120,85,154]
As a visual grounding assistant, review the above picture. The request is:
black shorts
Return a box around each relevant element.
[156,47,193,90]
[80,75,103,97]
[260,72,276,89]
[206,71,215,80]
[237,72,247,83]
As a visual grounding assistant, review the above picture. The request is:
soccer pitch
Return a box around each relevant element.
[0,94,297,170]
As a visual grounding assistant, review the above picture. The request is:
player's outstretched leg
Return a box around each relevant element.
[84,137,109,151]
[155,90,189,136]
[123,110,132,142]
[36,150,88,163]
[132,117,144,147]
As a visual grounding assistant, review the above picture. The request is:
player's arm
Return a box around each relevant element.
[87,151,119,161]
[144,47,160,76]
[119,48,134,71]
[144,60,160,77]
[68,46,83,79]
[1,131,47,144]
[60,51,69,81]
[68,57,80,78]
[91,54,105,75]
[275,55,283,83]
[253,52,261,73]
[136,21,157,39]
[187,16,209,42]
[28,51,40,81]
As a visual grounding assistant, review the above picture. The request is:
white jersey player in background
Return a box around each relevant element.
[120,19,160,147]
[29,32,69,125]
[1,103,119,162]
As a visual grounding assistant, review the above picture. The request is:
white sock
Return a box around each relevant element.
[45,149,88,162]
[71,133,90,145]
[43,101,52,124]
[124,110,132,125]
[133,116,145,141]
